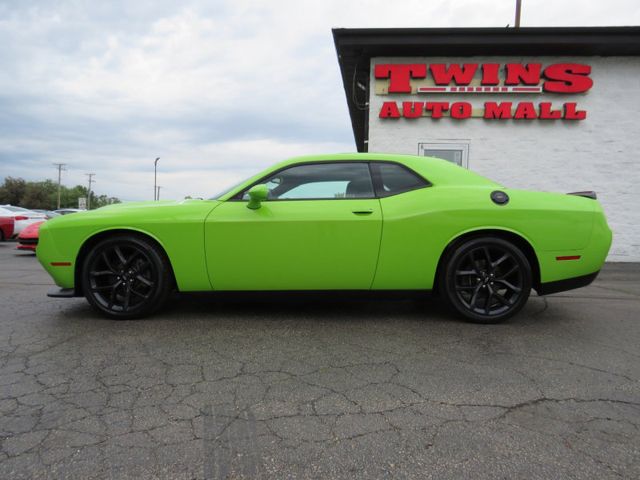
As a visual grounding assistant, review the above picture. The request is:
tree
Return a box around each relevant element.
[0,177,121,210]
[0,177,27,206]
[22,180,57,209]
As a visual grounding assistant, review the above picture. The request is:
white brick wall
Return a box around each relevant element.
[368,56,640,262]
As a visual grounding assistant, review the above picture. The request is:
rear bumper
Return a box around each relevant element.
[536,270,600,296]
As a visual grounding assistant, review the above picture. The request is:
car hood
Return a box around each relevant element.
[44,199,221,228]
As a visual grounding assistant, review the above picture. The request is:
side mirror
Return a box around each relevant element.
[247,184,269,210]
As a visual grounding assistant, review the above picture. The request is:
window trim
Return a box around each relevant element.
[229,160,431,202]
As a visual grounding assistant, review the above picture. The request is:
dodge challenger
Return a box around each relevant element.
[37,153,612,323]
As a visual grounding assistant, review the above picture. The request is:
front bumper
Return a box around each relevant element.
[47,287,78,298]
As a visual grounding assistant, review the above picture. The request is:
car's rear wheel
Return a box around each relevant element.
[81,234,173,319]
[440,236,532,323]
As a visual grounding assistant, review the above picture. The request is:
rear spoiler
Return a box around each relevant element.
[568,191,597,200]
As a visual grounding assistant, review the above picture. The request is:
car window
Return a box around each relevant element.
[243,163,374,200]
[372,163,428,196]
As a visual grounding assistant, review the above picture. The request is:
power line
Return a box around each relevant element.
[53,163,67,209]
[85,173,95,210]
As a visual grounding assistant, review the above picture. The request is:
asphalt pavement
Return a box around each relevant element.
[0,241,639,479]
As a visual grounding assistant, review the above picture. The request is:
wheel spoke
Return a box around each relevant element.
[496,264,518,280]
[114,246,127,266]
[102,252,116,272]
[90,270,114,277]
[468,284,482,308]
[123,287,131,311]
[124,250,141,268]
[456,269,477,276]
[130,287,150,299]
[494,279,522,293]
[484,291,493,314]
[456,285,477,291]
[91,282,119,291]
[136,274,154,287]
[491,254,509,269]
[469,249,482,273]
[494,291,512,306]
[482,246,492,265]
[107,281,121,309]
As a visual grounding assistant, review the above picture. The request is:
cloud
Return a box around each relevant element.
[1,0,639,201]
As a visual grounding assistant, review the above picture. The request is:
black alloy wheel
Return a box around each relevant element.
[82,234,173,319]
[441,236,532,323]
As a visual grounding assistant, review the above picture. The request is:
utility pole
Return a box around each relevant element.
[53,163,66,209]
[154,157,160,201]
[85,173,95,210]
[515,0,522,28]
[156,186,162,201]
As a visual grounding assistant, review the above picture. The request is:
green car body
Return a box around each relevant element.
[37,153,612,320]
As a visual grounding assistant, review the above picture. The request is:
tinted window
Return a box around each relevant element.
[243,163,374,200]
[373,163,428,196]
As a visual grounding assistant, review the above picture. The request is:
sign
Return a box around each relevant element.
[78,197,87,210]
[374,62,592,120]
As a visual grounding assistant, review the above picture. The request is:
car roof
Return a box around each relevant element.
[273,153,497,185]
[1,205,30,212]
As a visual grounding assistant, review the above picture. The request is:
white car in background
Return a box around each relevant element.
[53,208,85,215]
[0,206,47,236]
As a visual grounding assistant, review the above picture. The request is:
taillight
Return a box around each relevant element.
[15,216,28,221]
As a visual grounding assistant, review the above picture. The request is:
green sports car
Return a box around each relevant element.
[37,153,612,323]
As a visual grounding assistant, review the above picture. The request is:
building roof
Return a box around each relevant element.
[332,26,640,151]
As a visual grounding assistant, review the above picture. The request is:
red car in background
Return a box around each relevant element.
[16,221,44,251]
[0,216,14,241]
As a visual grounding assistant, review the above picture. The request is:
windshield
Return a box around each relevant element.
[209,173,257,200]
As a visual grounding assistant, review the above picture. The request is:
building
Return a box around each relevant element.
[333,27,640,262]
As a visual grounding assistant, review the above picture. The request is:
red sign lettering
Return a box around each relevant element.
[429,64,478,86]
[484,102,513,119]
[374,64,426,93]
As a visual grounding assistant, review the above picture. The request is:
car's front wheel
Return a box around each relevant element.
[440,236,532,323]
[81,234,173,319]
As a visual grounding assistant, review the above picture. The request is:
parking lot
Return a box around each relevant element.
[0,242,638,479]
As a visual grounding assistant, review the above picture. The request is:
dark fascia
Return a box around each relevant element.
[332,26,640,151]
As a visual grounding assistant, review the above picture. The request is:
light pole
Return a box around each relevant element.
[154,157,160,201]
[515,0,522,28]
[156,186,162,201]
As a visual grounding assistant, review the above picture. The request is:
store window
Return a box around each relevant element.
[418,142,469,168]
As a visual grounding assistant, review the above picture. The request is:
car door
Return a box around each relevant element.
[204,162,382,290]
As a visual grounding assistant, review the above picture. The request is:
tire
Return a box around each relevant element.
[440,236,532,324]
[81,234,173,319]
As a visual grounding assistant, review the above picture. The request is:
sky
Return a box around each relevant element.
[1,0,639,202]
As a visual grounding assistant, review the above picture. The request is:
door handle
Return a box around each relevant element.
[352,209,374,215]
